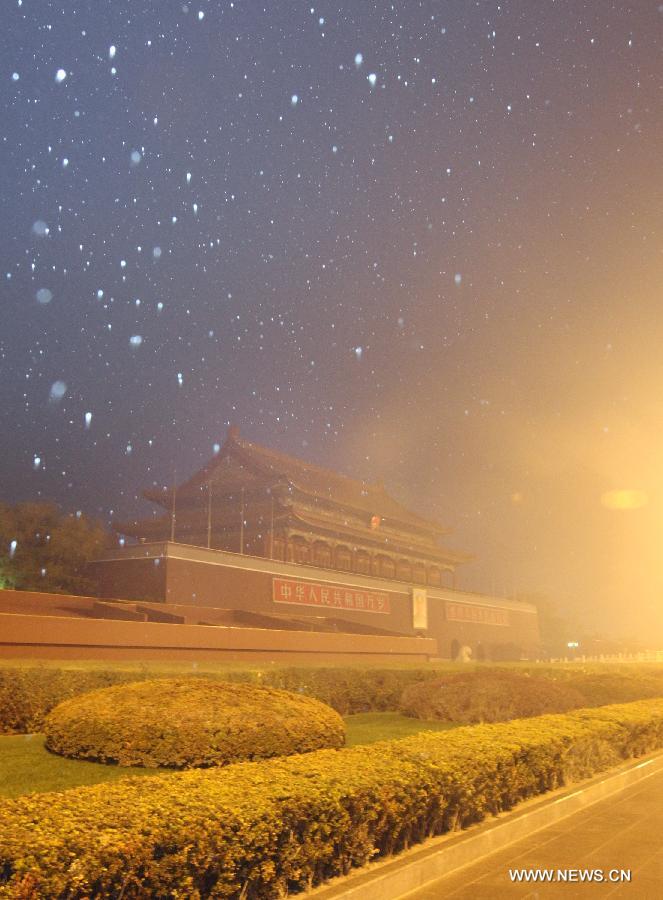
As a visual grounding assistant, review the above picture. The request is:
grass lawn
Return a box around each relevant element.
[0,734,163,799]
[343,712,456,746]
[0,713,456,799]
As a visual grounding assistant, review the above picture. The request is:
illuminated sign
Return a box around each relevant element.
[273,577,391,614]
[446,601,509,627]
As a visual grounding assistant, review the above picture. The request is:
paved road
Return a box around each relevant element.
[405,767,663,899]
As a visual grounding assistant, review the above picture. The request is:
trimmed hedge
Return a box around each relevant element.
[44,678,345,767]
[3,665,663,735]
[0,666,440,733]
[260,666,437,714]
[1,699,663,898]
[399,670,586,723]
[0,668,150,734]
[561,672,663,707]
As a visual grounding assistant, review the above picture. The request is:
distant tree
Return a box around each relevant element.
[515,591,575,657]
[0,501,108,595]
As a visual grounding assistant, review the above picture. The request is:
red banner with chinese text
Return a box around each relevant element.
[446,601,509,626]
[273,577,391,614]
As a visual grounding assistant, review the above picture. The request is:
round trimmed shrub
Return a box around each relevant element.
[44,678,345,767]
[399,670,586,724]
[564,672,663,707]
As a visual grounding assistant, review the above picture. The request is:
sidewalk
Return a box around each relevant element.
[307,753,663,900]
[405,764,663,898]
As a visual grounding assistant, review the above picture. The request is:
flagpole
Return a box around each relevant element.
[207,481,212,549]
[240,487,245,554]
[169,469,177,543]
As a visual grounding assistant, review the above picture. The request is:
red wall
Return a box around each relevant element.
[89,543,540,659]
[0,609,435,663]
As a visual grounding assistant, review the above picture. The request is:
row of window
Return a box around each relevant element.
[271,537,447,586]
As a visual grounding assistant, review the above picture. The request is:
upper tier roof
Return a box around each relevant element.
[146,427,451,537]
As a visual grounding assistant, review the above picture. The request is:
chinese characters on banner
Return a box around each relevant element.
[446,601,509,627]
[412,587,428,629]
[273,577,391,614]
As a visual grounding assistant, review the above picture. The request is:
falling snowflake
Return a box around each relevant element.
[49,381,67,401]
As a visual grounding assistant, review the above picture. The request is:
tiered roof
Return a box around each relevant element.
[146,427,449,535]
[119,427,470,566]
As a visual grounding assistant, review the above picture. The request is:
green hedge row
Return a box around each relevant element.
[550,670,663,706]
[0,668,149,734]
[0,666,440,733]
[2,699,663,898]
[3,665,663,734]
[258,666,438,714]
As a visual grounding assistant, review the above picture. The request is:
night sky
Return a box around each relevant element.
[2,2,662,641]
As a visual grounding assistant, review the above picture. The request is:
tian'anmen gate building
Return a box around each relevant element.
[90,426,540,660]
[121,426,466,587]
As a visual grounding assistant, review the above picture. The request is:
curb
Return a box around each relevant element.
[305,750,663,900]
